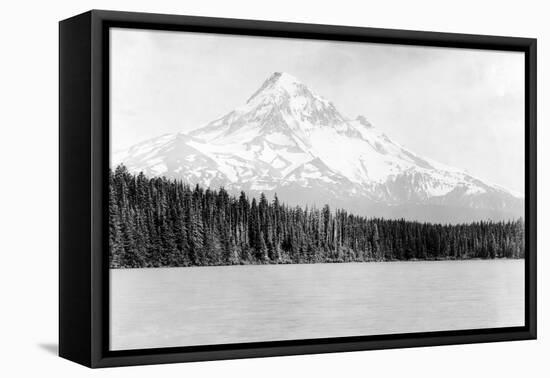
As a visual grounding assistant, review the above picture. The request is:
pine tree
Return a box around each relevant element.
[108,165,526,268]
[108,172,123,268]
[371,223,380,261]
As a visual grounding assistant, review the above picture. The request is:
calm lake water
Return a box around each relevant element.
[110,260,524,350]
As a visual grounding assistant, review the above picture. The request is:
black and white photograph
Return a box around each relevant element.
[2,0,547,373]
[108,27,526,351]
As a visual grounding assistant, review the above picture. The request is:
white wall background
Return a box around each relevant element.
[0,0,547,376]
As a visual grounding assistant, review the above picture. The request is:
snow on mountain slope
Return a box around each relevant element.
[114,72,523,223]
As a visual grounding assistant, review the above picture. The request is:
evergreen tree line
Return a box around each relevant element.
[109,165,525,268]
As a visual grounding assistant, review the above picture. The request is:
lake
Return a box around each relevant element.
[109,260,524,350]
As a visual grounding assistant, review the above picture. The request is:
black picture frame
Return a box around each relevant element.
[59,9,537,368]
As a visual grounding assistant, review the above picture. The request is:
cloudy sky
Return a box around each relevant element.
[110,28,525,194]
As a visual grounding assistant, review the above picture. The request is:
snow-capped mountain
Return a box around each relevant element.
[114,72,523,223]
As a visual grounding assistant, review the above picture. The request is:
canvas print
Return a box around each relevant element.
[108,28,525,351]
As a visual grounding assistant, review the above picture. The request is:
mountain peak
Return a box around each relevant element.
[247,72,306,103]
[269,71,301,87]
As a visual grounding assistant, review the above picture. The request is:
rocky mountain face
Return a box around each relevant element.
[114,72,523,223]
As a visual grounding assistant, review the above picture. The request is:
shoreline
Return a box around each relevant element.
[109,257,524,270]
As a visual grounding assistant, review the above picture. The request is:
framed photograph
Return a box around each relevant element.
[59,10,536,368]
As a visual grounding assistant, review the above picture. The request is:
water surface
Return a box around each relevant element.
[110,260,524,350]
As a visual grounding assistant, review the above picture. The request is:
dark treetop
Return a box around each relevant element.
[109,165,524,268]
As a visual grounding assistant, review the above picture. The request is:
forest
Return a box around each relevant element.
[109,165,525,268]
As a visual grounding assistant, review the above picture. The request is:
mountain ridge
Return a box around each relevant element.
[114,71,523,223]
